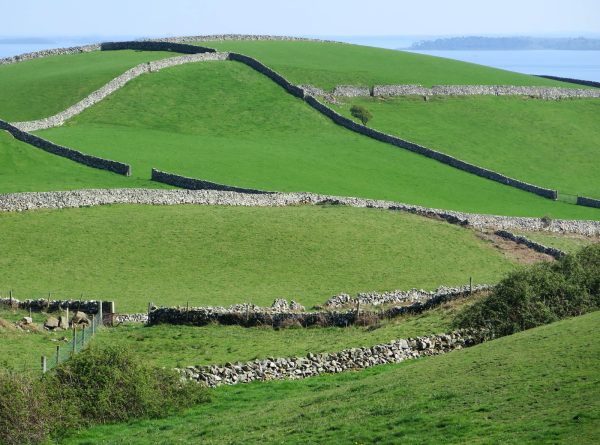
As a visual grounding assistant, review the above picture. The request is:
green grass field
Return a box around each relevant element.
[199,40,579,90]
[0,132,160,192]
[0,205,516,312]
[337,96,600,198]
[0,50,174,122]
[34,61,600,219]
[57,311,600,445]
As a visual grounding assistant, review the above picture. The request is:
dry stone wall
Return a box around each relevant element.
[0,297,112,315]
[12,53,229,131]
[0,120,131,175]
[535,75,600,89]
[100,41,215,54]
[577,196,600,209]
[494,230,566,259]
[0,44,100,65]
[151,168,271,194]
[371,84,600,99]
[1,188,599,236]
[180,330,486,387]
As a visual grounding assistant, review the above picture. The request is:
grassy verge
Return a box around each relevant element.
[57,311,600,444]
[0,50,174,121]
[336,96,600,198]
[35,61,600,219]
[0,205,515,312]
[199,40,579,89]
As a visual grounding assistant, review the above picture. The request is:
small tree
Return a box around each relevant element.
[350,105,373,126]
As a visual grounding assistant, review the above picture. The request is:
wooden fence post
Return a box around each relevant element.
[469,277,473,294]
[56,345,60,367]
[41,356,47,374]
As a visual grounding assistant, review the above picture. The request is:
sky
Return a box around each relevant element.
[3,0,600,38]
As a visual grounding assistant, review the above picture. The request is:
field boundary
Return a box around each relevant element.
[180,329,486,387]
[0,119,131,176]
[1,188,598,235]
[151,168,271,194]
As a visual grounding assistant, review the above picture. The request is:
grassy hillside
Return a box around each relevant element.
[35,61,600,219]
[201,40,579,89]
[0,131,158,192]
[58,311,600,444]
[0,205,515,312]
[337,96,600,198]
[0,50,173,121]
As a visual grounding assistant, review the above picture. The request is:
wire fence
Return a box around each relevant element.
[42,310,103,374]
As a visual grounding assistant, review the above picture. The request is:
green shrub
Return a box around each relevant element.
[350,105,373,125]
[51,344,210,424]
[454,244,600,336]
[0,345,210,444]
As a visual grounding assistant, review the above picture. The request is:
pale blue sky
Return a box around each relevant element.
[3,0,599,38]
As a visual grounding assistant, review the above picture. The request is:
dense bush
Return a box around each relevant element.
[454,244,600,336]
[350,105,373,125]
[0,345,210,445]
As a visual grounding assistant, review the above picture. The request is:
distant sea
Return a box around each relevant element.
[406,50,600,82]
[2,38,600,83]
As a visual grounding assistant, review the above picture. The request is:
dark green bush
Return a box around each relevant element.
[350,105,373,125]
[454,244,600,336]
[0,345,210,445]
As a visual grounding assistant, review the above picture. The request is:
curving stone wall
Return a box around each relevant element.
[577,196,600,209]
[12,53,229,131]
[494,230,566,259]
[1,188,599,236]
[180,330,486,387]
[303,95,558,200]
[0,297,113,315]
[151,168,271,194]
[0,44,100,66]
[0,120,131,176]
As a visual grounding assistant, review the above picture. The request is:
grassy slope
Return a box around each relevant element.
[60,311,600,445]
[201,40,578,90]
[0,50,174,121]
[0,132,160,192]
[0,205,515,312]
[337,96,600,198]
[0,299,466,374]
[35,61,600,219]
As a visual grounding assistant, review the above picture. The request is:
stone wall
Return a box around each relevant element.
[0,44,100,66]
[151,169,271,194]
[494,230,566,259]
[147,286,486,329]
[371,84,600,99]
[332,85,371,97]
[180,330,486,387]
[100,41,215,54]
[147,34,340,44]
[577,196,600,209]
[0,297,113,314]
[535,75,600,89]
[0,120,131,176]
[12,53,229,131]
[303,95,558,200]
[1,188,598,236]
[227,52,305,98]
